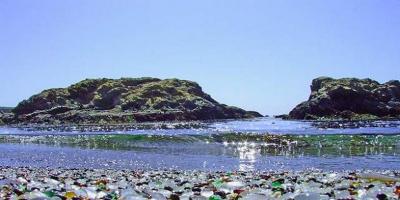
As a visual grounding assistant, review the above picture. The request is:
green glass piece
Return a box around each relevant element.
[98,183,106,191]
[212,179,223,188]
[44,191,55,197]
[271,181,282,188]
[209,195,222,200]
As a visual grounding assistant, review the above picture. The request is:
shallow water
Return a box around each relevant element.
[0,118,399,171]
[2,117,400,135]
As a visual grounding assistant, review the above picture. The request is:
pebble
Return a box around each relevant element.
[0,167,399,199]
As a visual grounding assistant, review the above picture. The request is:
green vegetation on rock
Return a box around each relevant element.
[9,78,261,124]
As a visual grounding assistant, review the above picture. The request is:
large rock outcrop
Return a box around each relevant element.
[7,78,261,124]
[289,77,400,120]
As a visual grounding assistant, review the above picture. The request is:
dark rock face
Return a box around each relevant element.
[8,78,261,124]
[289,77,400,120]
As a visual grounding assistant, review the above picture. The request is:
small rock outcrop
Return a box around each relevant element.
[7,78,261,124]
[289,77,400,120]
[0,107,14,124]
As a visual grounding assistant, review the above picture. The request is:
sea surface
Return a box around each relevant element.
[0,117,399,171]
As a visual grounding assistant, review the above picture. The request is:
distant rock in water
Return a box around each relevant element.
[289,77,400,120]
[0,107,13,113]
[274,114,289,119]
[7,78,261,124]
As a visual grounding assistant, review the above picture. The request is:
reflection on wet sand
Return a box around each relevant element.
[235,142,259,171]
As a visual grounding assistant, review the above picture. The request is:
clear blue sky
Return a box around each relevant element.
[1,0,400,115]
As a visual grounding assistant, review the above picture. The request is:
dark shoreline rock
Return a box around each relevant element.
[4,78,262,124]
[288,77,400,120]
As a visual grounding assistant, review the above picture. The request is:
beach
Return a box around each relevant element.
[1,118,400,199]
[1,167,400,199]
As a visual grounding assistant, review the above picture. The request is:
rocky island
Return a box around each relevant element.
[1,78,261,124]
[289,77,400,120]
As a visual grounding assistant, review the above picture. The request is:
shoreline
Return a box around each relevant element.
[2,115,400,126]
[1,167,399,199]
[1,117,400,133]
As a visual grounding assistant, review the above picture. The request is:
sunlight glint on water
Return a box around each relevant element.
[0,118,399,171]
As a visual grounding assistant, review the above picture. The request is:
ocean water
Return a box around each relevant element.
[0,118,399,171]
